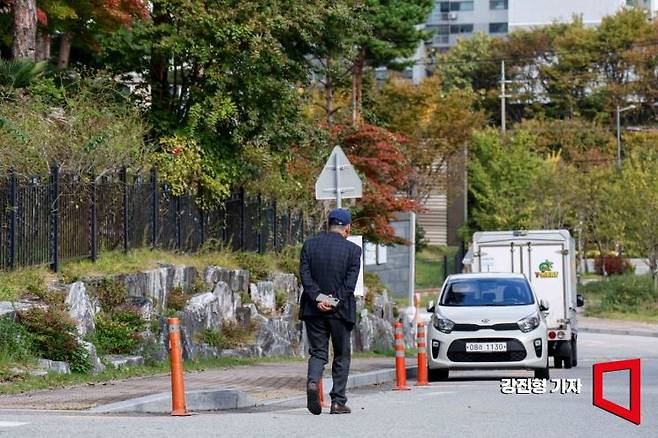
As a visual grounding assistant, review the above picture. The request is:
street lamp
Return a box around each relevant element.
[616,104,636,169]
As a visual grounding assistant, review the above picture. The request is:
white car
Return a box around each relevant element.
[426,273,550,380]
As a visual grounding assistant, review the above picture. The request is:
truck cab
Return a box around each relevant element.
[464,230,585,368]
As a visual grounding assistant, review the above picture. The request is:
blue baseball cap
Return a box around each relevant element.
[328,208,352,226]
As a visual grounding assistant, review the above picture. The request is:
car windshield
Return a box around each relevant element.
[440,278,534,307]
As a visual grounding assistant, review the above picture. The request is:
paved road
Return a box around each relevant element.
[1,332,656,438]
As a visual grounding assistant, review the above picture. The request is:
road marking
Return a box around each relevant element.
[0,421,28,428]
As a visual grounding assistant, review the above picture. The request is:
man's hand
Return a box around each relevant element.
[317,299,333,312]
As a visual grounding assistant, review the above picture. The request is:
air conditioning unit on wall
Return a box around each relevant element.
[449,12,458,20]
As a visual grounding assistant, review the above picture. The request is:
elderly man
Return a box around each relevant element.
[299,208,362,415]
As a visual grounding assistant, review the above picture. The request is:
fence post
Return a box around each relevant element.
[443,254,448,281]
[50,163,60,272]
[8,171,17,269]
[121,167,128,253]
[271,200,277,251]
[199,187,205,249]
[151,168,159,248]
[90,174,97,262]
[257,194,263,254]
[176,195,182,251]
[287,207,292,246]
[239,187,245,251]
[300,212,305,244]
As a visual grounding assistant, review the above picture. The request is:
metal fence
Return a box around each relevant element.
[0,168,317,272]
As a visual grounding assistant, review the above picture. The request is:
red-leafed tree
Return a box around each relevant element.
[336,123,421,243]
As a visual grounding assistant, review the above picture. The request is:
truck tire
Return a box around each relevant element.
[571,336,578,367]
[559,340,573,369]
[428,368,449,381]
[554,356,563,368]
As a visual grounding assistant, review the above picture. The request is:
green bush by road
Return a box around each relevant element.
[580,275,658,322]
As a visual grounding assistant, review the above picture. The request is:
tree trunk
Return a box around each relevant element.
[35,33,51,61]
[11,0,37,61]
[57,32,71,69]
[351,49,365,128]
[150,4,170,116]
[325,56,334,130]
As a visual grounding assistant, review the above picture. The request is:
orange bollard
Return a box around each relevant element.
[416,322,428,386]
[318,378,330,408]
[393,322,410,391]
[168,317,190,416]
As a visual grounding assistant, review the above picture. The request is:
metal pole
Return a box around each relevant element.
[616,105,621,169]
[335,149,342,208]
[501,60,506,134]
[408,212,416,307]
[121,167,128,253]
[50,163,60,272]
[90,174,97,262]
[151,168,159,248]
[9,171,17,269]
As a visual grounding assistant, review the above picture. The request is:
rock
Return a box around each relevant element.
[219,346,257,358]
[203,266,232,288]
[178,292,221,360]
[80,340,105,374]
[353,309,394,353]
[126,296,154,321]
[213,281,237,321]
[230,270,250,293]
[37,359,70,375]
[103,355,144,369]
[65,282,97,336]
[272,273,299,304]
[254,311,302,357]
[0,301,40,318]
[9,367,48,378]
[172,266,198,291]
[250,281,275,314]
[372,290,394,322]
[235,306,253,331]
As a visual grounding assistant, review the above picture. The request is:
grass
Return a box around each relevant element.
[580,274,658,322]
[415,246,457,290]
[0,266,54,302]
[0,355,305,395]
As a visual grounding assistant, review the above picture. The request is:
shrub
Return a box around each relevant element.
[15,307,91,373]
[92,308,146,355]
[275,290,288,312]
[235,252,271,280]
[93,278,127,313]
[594,255,634,276]
[581,275,657,316]
[0,316,34,364]
[196,320,258,349]
[167,287,189,311]
[276,245,301,275]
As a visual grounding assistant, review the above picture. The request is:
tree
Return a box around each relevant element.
[11,0,37,60]
[369,74,484,203]
[349,0,433,127]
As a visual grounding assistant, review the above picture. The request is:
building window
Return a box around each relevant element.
[450,1,474,11]
[439,1,450,12]
[490,0,508,10]
[489,22,508,34]
[450,24,474,34]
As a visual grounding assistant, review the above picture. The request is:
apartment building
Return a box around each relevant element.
[426,0,656,51]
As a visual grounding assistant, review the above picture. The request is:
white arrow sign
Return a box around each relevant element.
[315,146,363,207]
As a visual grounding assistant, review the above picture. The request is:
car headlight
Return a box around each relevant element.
[432,314,455,334]
[517,312,540,333]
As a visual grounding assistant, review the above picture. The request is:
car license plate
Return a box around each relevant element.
[465,342,507,353]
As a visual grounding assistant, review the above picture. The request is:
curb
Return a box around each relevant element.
[88,388,255,414]
[580,327,658,338]
[90,364,419,414]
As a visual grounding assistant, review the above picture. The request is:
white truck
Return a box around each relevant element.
[464,230,584,368]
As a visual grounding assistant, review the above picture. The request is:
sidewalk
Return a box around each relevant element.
[0,357,396,411]
[579,316,658,338]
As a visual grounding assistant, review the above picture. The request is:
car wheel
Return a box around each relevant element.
[534,362,550,380]
[428,368,449,381]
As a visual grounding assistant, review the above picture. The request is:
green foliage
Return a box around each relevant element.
[0,316,34,364]
[0,267,52,302]
[197,320,259,349]
[276,245,301,276]
[234,252,272,281]
[0,60,47,90]
[15,307,91,373]
[92,308,146,355]
[582,275,657,319]
[275,290,288,312]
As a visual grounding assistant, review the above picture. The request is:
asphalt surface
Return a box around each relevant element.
[0,332,656,438]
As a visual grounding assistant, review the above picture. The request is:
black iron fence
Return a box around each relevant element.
[0,167,316,272]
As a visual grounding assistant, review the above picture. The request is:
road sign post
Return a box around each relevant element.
[315,146,362,206]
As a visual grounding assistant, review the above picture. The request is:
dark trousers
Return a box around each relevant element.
[305,317,353,405]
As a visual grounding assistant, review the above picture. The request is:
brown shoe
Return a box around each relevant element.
[306,382,322,415]
[330,402,351,414]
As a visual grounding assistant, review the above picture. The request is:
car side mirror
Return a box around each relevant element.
[539,299,550,312]
[426,300,435,313]
[576,294,585,308]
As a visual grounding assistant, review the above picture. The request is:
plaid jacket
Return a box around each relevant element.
[299,232,362,324]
